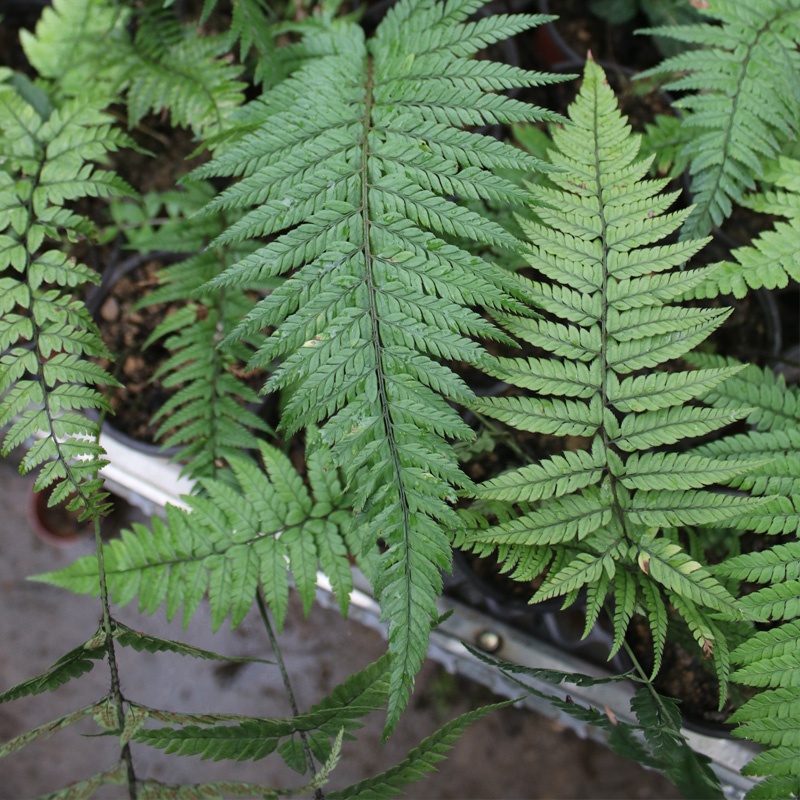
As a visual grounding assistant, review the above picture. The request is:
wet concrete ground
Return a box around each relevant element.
[0,455,680,799]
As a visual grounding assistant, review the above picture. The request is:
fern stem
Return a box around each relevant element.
[255,591,323,799]
[92,511,138,799]
[621,636,677,726]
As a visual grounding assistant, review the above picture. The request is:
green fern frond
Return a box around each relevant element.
[136,656,389,770]
[123,181,275,479]
[22,0,245,136]
[639,0,800,238]
[32,437,355,632]
[466,58,750,681]
[691,156,800,298]
[19,0,129,102]
[729,622,800,797]
[123,6,245,136]
[0,624,107,703]
[0,80,134,517]
[469,648,723,798]
[189,0,561,734]
[326,700,517,800]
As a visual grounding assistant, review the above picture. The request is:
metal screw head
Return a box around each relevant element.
[476,629,502,653]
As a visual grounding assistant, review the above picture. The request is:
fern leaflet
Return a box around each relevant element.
[33,437,356,632]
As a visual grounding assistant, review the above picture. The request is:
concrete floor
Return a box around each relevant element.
[0,454,680,800]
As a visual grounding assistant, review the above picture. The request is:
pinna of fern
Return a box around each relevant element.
[459,57,771,697]
[189,0,566,733]
[35,431,359,634]
[689,155,800,299]
[0,73,135,517]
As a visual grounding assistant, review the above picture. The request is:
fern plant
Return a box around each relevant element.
[3,0,800,796]
[117,180,276,478]
[459,57,765,696]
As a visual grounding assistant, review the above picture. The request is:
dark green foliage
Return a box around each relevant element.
[192,0,561,733]
[639,0,800,238]
[470,649,723,799]
[136,656,390,764]
[326,700,517,799]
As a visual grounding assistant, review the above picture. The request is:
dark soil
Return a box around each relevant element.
[91,260,180,446]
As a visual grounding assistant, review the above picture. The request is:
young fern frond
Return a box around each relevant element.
[34,436,358,633]
[0,79,134,517]
[639,0,800,238]
[128,181,275,479]
[464,58,760,691]
[192,0,562,733]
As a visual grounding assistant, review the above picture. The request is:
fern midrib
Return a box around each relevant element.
[591,68,629,546]
[360,54,413,655]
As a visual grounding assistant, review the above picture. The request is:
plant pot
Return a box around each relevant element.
[30,484,92,545]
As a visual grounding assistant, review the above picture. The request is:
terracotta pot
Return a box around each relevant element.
[30,485,92,545]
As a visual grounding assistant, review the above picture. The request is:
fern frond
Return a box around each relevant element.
[469,648,723,798]
[121,181,275,479]
[639,0,800,238]
[123,6,245,136]
[19,0,129,102]
[0,82,134,517]
[730,619,800,796]
[32,438,354,632]
[468,58,747,681]
[136,658,390,763]
[326,700,517,800]
[191,0,560,734]
[0,624,107,703]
